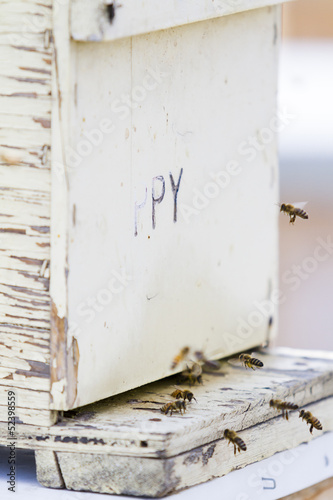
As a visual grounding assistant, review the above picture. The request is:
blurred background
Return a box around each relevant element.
[277,0,333,350]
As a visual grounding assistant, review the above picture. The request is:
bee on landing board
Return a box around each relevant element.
[270,399,299,420]
[161,400,186,416]
[279,202,309,225]
[239,353,264,370]
[171,387,197,403]
[224,429,247,455]
[171,346,190,370]
[299,410,322,434]
[194,350,221,371]
[179,362,203,385]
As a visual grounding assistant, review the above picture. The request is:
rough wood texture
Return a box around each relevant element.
[36,398,333,497]
[29,349,333,496]
[1,349,332,456]
[49,0,79,412]
[35,449,65,489]
[0,0,54,426]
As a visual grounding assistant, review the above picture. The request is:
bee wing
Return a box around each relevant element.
[292,201,308,209]
[191,363,203,376]
[194,351,205,362]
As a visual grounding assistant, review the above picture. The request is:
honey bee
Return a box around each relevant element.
[239,353,264,370]
[224,429,247,455]
[299,410,322,434]
[171,346,190,370]
[161,400,186,416]
[279,203,308,225]
[270,399,299,420]
[179,362,203,385]
[171,387,197,402]
[194,350,221,371]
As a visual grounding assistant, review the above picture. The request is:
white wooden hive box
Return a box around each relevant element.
[0,0,290,425]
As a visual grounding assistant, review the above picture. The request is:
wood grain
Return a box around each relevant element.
[0,0,53,426]
[28,349,333,496]
[1,349,332,455]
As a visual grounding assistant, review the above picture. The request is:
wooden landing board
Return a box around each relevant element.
[34,399,333,497]
[1,349,333,456]
[1,348,333,496]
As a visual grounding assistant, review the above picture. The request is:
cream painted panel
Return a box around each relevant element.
[71,0,290,42]
[63,7,280,409]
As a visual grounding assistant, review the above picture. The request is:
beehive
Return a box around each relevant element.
[4,2,333,498]
[0,1,289,426]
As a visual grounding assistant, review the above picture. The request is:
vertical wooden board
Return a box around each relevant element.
[35,450,65,489]
[50,0,75,411]
[0,3,53,425]
[59,6,280,411]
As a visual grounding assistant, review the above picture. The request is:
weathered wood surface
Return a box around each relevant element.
[35,399,333,497]
[49,0,79,413]
[31,349,333,497]
[35,449,65,489]
[71,0,292,42]
[0,0,54,426]
[1,349,332,455]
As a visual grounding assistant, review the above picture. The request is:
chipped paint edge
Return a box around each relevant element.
[70,0,293,43]
[50,0,79,411]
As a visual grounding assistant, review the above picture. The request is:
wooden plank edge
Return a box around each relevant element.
[71,0,291,43]
[2,390,332,459]
[50,0,79,412]
[35,398,333,497]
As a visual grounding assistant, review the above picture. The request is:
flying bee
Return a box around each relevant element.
[224,429,247,456]
[171,387,197,402]
[279,202,308,225]
[171,346,190,370]
[228,353,264,370]
[161,400,186,416]
[194,350,221,371]
[270,399,299,420]
[299,410,322,434]
[239,353,264,370]
[179,362,203,385]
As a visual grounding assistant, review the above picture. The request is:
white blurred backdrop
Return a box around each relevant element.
[277,10,333,351]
